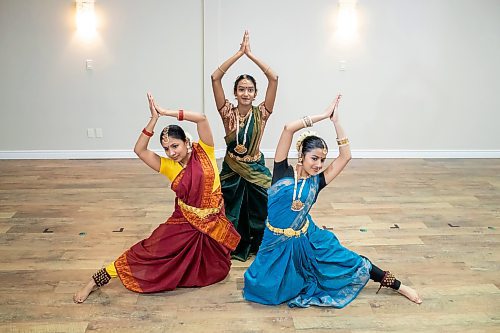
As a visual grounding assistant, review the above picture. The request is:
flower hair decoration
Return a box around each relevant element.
[295,130,318,153]
[184,131,193,153]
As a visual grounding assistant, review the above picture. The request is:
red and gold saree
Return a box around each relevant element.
[114,142,240,293]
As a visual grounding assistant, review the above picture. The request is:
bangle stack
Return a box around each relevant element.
[218,66,226,74]
[142,128,154,137]
[301,116,313,128]
[336,137,349,146]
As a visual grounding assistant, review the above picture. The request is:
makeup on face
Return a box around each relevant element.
[235,80,256,102]
[302,149,327,176]
[162,138,187,161]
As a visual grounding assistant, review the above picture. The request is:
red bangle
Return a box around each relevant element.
[142,128,154,137]
[178,109,184,121]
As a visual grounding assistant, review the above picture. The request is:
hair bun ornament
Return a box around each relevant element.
[184,131,194,153]
[184,131,193,144]
[296,130,318,152]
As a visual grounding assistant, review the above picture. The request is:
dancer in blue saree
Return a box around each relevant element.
[243,96,422,308]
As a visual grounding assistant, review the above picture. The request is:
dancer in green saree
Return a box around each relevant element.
[211,31,278,261]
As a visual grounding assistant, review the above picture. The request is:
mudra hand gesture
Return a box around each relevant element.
[238,30,252,56]
[147,92,160,119]
[321,94,342,122]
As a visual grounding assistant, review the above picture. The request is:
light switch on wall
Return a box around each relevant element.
[87,128,95,138]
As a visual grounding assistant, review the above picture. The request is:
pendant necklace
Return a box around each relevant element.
[291,166,308,211]
[234,108,252,155]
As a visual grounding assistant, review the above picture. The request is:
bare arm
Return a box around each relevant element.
[244,31,278,112]
[274,106,333,163]
[322,97,352,185]
[134,93,162,172]
[210,32,246,111]
[154,103,214,147]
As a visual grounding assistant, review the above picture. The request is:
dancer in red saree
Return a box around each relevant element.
[74,93,240,303]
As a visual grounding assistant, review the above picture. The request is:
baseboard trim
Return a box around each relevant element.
[349,150,500,159]
[259,150,500,159]
[0,150,139,160]
[1,149,499,159]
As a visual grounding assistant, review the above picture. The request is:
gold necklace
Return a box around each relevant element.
[291,165,309,211]
[237,108,251,127]
[234,108,253,155]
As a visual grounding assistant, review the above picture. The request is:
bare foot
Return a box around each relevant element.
[73,279,97,304]
[398,284,422,304]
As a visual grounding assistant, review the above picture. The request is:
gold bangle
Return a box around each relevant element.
[336,137,349,146]
[301,116,312,128]
[263,66,270,74]
[218,66,226,74]
[305,116,313,127]
[301,118,307,128]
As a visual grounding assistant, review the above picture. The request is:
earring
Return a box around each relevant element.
[297,156,303,165]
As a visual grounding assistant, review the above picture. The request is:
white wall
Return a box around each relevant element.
[1,0,499,158]
[0,0,203,156]
[204,0,500,157]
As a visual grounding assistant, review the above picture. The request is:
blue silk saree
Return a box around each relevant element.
[243,175,371,308]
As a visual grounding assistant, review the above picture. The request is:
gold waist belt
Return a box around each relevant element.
[178,199,222,219]
[228,151,262,163]
[266,219,309,238]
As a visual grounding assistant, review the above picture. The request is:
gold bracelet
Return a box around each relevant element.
[301,116,312,128]
[218,66,226,74]
[263,66,270,74]
[336,137,349,146]
[305,116,313,127]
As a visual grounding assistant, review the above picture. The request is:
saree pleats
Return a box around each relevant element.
[220,106,271,261]
[114,143,240,293]
[243,176,371,308]
[115,221,232,293]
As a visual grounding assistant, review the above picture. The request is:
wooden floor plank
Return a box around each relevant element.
[0,158,498,332]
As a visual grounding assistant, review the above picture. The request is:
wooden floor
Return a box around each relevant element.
[0,158,499,332]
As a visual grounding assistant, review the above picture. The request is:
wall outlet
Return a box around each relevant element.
[86,59,93,70]
[87,128,95,138]
[95,128,103,138]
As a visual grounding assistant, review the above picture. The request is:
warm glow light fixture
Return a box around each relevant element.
[76,0,96,38]
[336,0,358,41]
